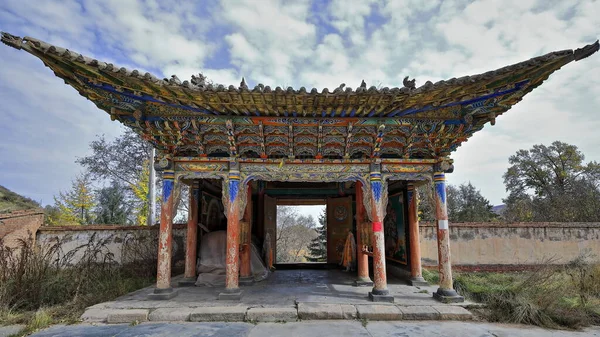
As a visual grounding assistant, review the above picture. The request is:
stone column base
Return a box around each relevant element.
[408,276,429,287]
[218,288,243,300]
[178,277,197,287]
[433,288,464,303]
[368,288,394,303]
[148,287,178,300]
[353,277,374,287]
[239,276,254,286]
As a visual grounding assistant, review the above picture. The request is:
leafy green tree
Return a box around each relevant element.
[446,182,496,222]
[305,210,327,262]
[49,173,95,225]
[503,141,600,222]
[95,181,130,224]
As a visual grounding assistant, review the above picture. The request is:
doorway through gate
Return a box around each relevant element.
[260,181,355,266]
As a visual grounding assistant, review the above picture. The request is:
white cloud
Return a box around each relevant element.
[0,0,598,206]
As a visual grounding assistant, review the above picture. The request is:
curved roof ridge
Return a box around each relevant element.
[2,31,597,97]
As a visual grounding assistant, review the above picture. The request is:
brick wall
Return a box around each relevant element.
[0,209,44,249]
[36,224,187,265]
[419,222,600,267]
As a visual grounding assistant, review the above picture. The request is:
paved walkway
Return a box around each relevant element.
[27,321,600,337]
[82,269,475,323]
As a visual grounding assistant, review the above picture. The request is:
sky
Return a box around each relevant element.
[0,0,599,209]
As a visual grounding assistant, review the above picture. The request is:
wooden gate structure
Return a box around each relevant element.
[2,32,597,302]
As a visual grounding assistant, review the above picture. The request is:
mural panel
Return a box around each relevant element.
[326,196,353,264]
[384,192,407,264]
[201,191,224,232]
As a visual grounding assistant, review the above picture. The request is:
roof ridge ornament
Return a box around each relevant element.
[574,40,599,61]
[0,32,23,50]
[403,76,416,90]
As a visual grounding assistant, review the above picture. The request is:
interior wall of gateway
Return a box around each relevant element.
[191,178,413,273]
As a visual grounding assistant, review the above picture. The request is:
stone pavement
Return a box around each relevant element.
[82,269,476,323]
[27,321,600,337]
[0,325,24,337]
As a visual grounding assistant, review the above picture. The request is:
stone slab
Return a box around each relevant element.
[106,309,149,324]
[148,308,194,321]
[247,321,372,337]
[148,289,179,300]
[432,305,473,320]
[80,308,110,322]
[368,292,395,303]
[356,305,402,320]
[246,307,297,322]
[190,306,247,322]
[298,303,343,319]
[353,280,374,287]
[433,292,465,303]
[177,278,197,287]
[398,306,440,320]
[218,290,243,301]
[341,304,358,319]
[0,325,24,337]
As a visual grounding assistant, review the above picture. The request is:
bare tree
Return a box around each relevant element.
[276,206,317,263]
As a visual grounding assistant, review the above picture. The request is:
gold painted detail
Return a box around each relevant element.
[382,164,433,173]
[239,163,370,173]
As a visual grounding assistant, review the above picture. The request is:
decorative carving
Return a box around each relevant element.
[0,32,23,49]
[403,76,416,90]
[574,40,599,61]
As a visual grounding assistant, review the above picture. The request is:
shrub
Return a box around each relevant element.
[0,233,155,327]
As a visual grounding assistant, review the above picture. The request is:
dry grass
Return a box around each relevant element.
[0,234,155,335]
[452,254,600,329]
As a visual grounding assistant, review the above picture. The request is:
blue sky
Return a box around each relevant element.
[0,0,599,209]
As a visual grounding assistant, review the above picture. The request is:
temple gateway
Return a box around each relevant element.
[2,32,598,303]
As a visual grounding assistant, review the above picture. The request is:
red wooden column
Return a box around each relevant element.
[432,172,464,302]
[407,183,428,286]
[219,163,243,300]
[354,180,373,287]
[180,180,199,286]
[368,164,394,302]
[239,183,254,286]
[149,169,178,300]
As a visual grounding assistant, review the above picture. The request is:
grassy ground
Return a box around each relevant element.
[425,256,600,329]
[0,235,155,336]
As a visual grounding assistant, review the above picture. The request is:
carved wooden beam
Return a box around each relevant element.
[258,121,267,158]
[288,123,294,159]
[190,119,205,156]
[225,119,238,157]
[344,122,353,159]
[316,122,323,159]
[372,124,385,158]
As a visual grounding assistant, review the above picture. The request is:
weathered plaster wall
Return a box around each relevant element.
[36,225,186,265]
[420,222,600,266]
[0,209,44,249]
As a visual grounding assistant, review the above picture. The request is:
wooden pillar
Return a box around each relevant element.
[149,169,178,300]
[219,163,243,300]
[368,164,393,302]
[239,183,253,285]
[354,181,373,287]
[407,183,428,286]
[180,180,199,286]
[432,173,464,303]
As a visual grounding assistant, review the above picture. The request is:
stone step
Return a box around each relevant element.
[80,304,472,323]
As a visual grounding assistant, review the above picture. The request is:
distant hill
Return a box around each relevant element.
[0,185,41,214]
[492,204,506,216]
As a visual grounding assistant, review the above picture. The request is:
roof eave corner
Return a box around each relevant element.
[1,31,25,50]
[574,39,600,61]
